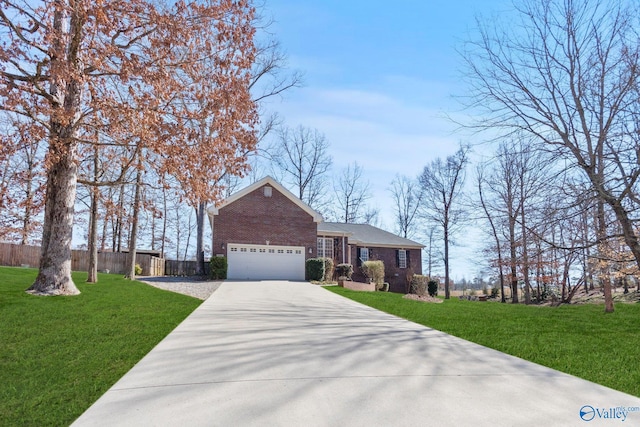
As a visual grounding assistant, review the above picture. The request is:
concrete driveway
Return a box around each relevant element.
[72,281,640,426]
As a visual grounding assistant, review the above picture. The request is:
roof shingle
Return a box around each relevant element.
[317,222,424,249]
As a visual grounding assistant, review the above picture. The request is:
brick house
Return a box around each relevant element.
[316,222,423,293]
[207,176,424,292]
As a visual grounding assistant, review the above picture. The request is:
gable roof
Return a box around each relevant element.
[318,222,425,249]
[206,176,324,223]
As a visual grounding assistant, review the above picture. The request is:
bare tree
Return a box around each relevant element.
[332,162,372,224]
[476,163,506,303]
[269,125,332,210]
[0,0,258,295]
[419,146,469,299]
[477,141,553,303]
[422,225,439,279]
[389,174,423,239]
[0,119,45,245]
[463,0,640,311]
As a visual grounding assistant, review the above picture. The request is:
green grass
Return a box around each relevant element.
[327,286,640,397]
[0,267,202,427]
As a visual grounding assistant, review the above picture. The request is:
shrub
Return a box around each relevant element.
[377,282,389,292]
[306,258,334,282]
[306,258,323,281]
[323,258,335,281]
[490,286,500,299]
[410,274,429,296]
[209,256,227,280]
[335,263,353,280]
[428,280,438,297]
[362,260,384,286]
[135,264,142,275]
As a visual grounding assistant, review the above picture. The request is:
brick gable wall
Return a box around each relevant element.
[212,185,317,259]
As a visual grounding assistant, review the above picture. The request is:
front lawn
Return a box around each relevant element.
[327,287,640,397]
[0,267,202,427]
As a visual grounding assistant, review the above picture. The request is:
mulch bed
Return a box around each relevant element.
[403,294,443,303]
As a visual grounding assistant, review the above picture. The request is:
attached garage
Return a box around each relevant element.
[226,243,306,281]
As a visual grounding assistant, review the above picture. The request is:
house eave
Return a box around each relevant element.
[316,230,353,238]
[348,241,425,250]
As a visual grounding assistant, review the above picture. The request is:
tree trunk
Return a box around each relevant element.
[535,250,541,302]
[477,173,506,303]
[127,165,142,280]
[100,189,108,252]
[150,214,156,251]
[444,223,450,300]
[606,198,640,272]
[520,205,531,304]
[427,227,434,278]
[195,200,206,276]
[87,186,99,283]
[161,183,167,258]
[116,183,125,252]
[27,2,82,296]
[509,213,519,303]
[27,143,80,296]
[183,211,193,261]
[20,156,35,245]
[597,217,614,313]
[596,141,614,313]
[87,146,99,283]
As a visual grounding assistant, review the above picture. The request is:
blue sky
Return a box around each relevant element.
[258,0,512,279]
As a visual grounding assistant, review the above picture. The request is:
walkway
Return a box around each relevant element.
[72,281,640,426]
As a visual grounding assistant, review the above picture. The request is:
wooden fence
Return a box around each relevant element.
[164,260,210,277]
[0,242,164,276]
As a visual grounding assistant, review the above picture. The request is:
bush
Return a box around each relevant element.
[362,260,384,286]
[324,258,335,281]
[410,274,429,296]
[491,286,500,299]
[377,282,389,292]
[335,263,353,280]
[135,264,142,275]
[428,280,438,297]
[306,258,334,282]
[209,256,227,280]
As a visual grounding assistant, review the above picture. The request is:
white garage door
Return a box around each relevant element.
[227,243,306,281]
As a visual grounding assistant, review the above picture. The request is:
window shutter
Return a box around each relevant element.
[396,250,400,267]
[357,248,361,266]
[406,250,411,268]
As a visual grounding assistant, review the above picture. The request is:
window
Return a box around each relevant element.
[398,249,407,269]
[317,237,334,259]
[263,186,272,197]
[230,247,238,252]
[359,247,369,262]
[259,248,266,253]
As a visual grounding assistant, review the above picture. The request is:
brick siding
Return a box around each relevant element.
[350,246,422,293]
[212,185,317,259]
